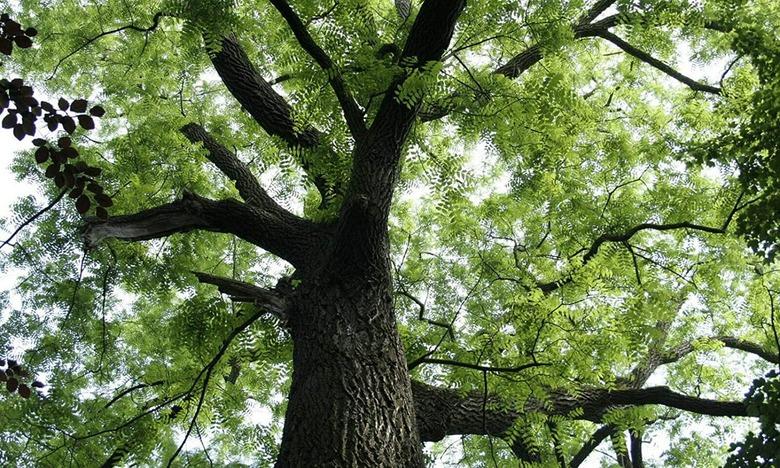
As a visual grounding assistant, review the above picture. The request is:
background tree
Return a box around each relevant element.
[0,0,779,466]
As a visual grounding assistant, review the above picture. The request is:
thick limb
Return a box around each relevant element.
[84,192,328,269]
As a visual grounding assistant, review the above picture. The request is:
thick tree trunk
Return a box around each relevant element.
[276,275,423,467]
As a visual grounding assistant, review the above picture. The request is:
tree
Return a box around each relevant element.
[1,0,779,465]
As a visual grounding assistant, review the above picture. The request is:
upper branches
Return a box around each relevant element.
[267,0,366,137]
[348,0,466,207]
[210,35,321,149]
[423,0,722,121]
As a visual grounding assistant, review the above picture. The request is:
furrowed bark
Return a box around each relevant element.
[84,192,327,269]
[180,123,287,212]
[273,4,468,465]
[209,35,335,201]
[276,279,423,466]
[210,35,320,148]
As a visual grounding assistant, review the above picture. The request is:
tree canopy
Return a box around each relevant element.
[1,0,780,466]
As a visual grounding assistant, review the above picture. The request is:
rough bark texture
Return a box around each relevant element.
[276,276,422,466]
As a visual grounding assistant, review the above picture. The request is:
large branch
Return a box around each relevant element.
[662,336,780,365]
[267,0,365,137]
[578,0,618,24]
[193,271,289,321]
[209,35,335,201]
[84,192,326,269]
[593,29,721,94]
[571,424,615,467]
[493,16,617,79]
[210,35,320,148]
[412,381,748,446]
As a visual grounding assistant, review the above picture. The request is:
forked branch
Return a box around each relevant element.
[268,0,366,137]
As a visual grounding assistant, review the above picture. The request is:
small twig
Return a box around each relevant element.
[104,380,165,409]
[1,190,67,249]
[49,12,164,79]
[411,357,548,373]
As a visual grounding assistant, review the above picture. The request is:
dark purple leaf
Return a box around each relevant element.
[75,195,90,214]
[95,193,112,207]
[34,146,49,163]
[46,115,58,131]
[77,114,94,130]
[0,38,11,56]
[18,384,31,398]
[12,123,24,140]
[84,166,102,177]
[61,115,76,134]
[89,105,105,117]
[1,113,16,128]
[6,378,18,393]
[96,206,108,220]
[32,138,46,147]
[44,164,59,178]
[14,35,32,49]
[62,147,78,159]
[57,97,69,111]
[70,99,88,113]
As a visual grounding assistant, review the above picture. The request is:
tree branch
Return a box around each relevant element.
[412,381,748,449]
[192,271,289,321]
[347,0,466,214]
[209,35,335,202]
[84,192,327,269]
[180,123,286,212]
[593,29,721,94]
[662,336,780,365]
[578,0,618,25]
[268,0,366,137]
[571,424,615,467]
[537,195,743,292]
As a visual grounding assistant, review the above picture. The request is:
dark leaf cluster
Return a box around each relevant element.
[0,15,111,220]
[0,12,36,57]
[0,358,44,399]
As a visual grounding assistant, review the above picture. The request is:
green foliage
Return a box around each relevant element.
[726,370,780,467]
[1,0,780,466]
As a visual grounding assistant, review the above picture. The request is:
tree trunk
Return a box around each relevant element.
[276,274,423,466]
